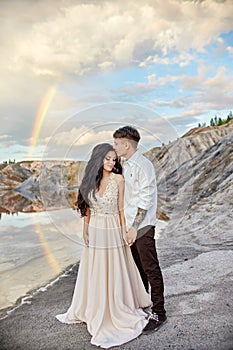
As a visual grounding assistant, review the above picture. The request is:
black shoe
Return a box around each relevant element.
[143,313,167,334]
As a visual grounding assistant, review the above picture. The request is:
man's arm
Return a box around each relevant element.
[126,207,147,245]
[132,207,147,229]
[126,159,155,245]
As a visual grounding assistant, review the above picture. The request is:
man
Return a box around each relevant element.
[113,125,167,333]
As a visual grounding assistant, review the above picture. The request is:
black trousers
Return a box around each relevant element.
[130,226,166,316]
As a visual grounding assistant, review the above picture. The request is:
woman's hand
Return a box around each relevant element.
[83,231,89,246]
[126,227,137,246]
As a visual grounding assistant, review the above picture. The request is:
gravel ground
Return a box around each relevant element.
[0,237,232,350]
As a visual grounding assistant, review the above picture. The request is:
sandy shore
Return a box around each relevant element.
[0,233,232,350]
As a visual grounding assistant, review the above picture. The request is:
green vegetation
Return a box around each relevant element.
[198,111,233,127]
[2,159,16,165]
[198,122,207,127]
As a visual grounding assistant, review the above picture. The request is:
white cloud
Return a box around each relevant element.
[1,0,233,77]
[139,51,195,68]
[37,125,117,161]
[182,64,207,89]
[150,98,187,109]
[120,72,183,96]
[150,63,233,113]
[41,126,113,147]
[0,0,233,162]
[0,140,17,148]
[0,135,12,140]
[121,63,209,96]
[203,66,233,92]
[227,46,233,56]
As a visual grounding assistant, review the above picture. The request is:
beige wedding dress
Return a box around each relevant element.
[56,173,150,349]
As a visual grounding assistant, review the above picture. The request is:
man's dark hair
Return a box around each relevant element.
[113,126,141,143]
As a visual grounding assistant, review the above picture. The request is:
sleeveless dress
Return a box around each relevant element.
[56,173,150,349]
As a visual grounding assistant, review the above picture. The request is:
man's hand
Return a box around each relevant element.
[126,227,137,246]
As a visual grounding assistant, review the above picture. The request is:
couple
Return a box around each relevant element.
[56,126,166,348]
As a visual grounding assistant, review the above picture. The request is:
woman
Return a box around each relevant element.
[56,143,150,349]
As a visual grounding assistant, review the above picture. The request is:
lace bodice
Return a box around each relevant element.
[89,173,119,215]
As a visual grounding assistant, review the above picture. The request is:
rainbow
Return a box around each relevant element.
[33,222,61,275]
[29,85,56,159]
[28,86,62,275]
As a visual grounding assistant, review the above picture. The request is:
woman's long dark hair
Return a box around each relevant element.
[76,143,122,217]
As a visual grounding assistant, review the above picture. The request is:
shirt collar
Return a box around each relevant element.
[123,149,141,165]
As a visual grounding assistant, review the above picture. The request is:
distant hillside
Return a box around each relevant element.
[0,122,232,228]
[145,119,233,185]
[182,118,233,137]
[161,129,233,251]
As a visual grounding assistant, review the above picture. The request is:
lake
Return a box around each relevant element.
[0,206,84,314]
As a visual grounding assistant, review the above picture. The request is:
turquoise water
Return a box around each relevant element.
[0,208,84,311]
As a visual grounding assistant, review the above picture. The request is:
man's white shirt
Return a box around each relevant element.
[122,150,157,231]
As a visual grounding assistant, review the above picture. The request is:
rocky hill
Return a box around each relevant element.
[157,130,232,248]
[0,161,85,213]
[146,122,232,223]
[151,122,233,205]
[145,119,233,184]
[0,122,232,225]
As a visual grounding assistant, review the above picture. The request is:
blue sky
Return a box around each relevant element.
[0,0,233,162]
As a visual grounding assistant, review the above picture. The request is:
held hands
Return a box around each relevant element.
[83,231,89,246]
[126,227,137,246]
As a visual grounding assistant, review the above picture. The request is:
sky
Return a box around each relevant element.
[0,0,233,162]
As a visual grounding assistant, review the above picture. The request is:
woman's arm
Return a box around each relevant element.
[83,207,90,246]
[116,175,127,244]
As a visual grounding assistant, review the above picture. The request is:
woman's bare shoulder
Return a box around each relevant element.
[113,173,124,184]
